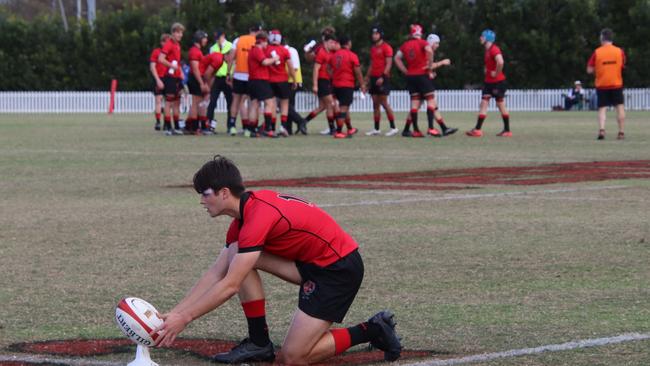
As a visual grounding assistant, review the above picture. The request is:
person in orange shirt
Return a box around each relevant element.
[587,28,626,140]
[226,25,262,137]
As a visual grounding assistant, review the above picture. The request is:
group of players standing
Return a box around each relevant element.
[149,22,513,139]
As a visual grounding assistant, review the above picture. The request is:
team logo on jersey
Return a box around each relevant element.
[302,280,316,297]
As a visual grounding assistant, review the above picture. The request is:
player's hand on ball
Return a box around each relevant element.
[151,311,192,347]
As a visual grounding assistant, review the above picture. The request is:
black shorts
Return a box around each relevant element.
[270,82,291,99]
[482,81,507,100]
[406,75,434,96]
[233,79,249,95]
[248,79,274,101]
[152,80,164,96]
[187,74,203,96]
[597,88,624,108]
[296,250,364,323]
[162,76,182,97]
[369,76,391,95]
[333,87,354,107]
[317,79,332,98]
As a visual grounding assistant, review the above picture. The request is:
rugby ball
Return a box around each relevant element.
[115,297,163,346]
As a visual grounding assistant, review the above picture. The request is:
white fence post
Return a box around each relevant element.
[1,89,649,113]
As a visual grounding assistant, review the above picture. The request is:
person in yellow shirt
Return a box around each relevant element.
[587,28,626,140]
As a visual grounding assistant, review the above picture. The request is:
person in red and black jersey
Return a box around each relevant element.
[466,29,512,137]
[365,26,399,137]
[303,34,339,135]
[201,52,225,98]
[158,22,185,135]
[186,31,209,134]
[424,33,458,137]
[329,35,366,139]
[152,156,401,364]
[199,51,225,134]
[303,26,336,64]
[248,31,281,137]
[266,29,296,137]
[149,33,171,131]
[394,24,438,138]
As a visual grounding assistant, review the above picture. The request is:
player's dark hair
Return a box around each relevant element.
[323,34,336,42]
[600,28,614,42]
[250,23,263,33]
[256,31,269,41]
[338,35,351,47]
[193,155,245,197]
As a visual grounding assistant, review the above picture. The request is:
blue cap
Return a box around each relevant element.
[481,29,496,42]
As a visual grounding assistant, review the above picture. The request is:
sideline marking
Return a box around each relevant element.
[2,332,649,366]
[318,185,627,208]
[403,332,650,366]
[0,353,123,366]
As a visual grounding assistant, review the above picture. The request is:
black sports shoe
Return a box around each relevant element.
[211,338,275,364]
[154,122,161,131]
[597,129,605,140]
[401,129,412,137]
[368,311,402,361]
[443,127,458,136]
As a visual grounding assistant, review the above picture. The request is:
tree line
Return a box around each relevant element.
[1,0,649,91]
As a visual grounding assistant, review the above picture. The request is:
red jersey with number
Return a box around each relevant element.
[484,44,506,83]
[200,52,224,75]
[161,38,182,79]
[149,48,167,77]
[315,47,332,80]
[226,190,359,267]
[399,38,429,76]
[369,41,393,77]
[248,45,270,81]
[330,48,360,88]
[266,44,291,83]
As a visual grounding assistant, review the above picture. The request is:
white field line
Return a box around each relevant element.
[1,331,648,366]
[0,353,124,366]
[403,332,650,366]
[318,185,627,208]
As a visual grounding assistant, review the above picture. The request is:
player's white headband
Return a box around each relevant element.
[427,34,440,45]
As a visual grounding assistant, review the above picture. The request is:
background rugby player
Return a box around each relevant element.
[365,26,399,137]
[149,33,171,131]
[466,29,512,137]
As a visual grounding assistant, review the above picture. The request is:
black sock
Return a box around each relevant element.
[437,119,448,132]
[476,114,486,130]
[227,116,236,129]
[173,120,180,130]
[348,322,381,346]
[410,110,419,131]
[426,109,434,129]
[502,114,510,132]
[247,316,270,347]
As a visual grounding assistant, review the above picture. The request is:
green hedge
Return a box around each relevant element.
[2,0,649,91]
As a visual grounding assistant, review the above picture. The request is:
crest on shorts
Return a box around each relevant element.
[302,280,316,296]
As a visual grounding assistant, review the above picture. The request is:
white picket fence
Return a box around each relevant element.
[1,89,650,113]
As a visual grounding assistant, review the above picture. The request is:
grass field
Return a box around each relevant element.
[1,110,649,365]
